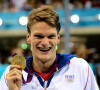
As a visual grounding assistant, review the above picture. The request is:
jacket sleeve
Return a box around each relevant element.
[0,66,10,90]
[85,65,99,90]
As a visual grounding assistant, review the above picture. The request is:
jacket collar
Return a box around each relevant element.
[24,53,76,74]
[23,53,76,84]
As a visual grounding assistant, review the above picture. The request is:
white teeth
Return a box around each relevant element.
[40,49,48,50]
[38,47,51,51]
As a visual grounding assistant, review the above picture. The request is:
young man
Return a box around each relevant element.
[0,6,99,90]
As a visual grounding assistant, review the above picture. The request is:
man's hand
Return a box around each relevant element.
[6,65,22,90]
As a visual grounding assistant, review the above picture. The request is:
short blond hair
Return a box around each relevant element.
[27,6,61,34]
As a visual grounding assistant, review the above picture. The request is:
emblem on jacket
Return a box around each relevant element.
[65,75,74,83]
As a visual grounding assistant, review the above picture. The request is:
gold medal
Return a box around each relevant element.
[11,54,26,71]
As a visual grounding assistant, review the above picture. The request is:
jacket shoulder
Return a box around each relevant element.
[70,57,89,69]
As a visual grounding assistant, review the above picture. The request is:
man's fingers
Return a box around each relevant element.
[7,68,22,76]
[7,75,22,82]
[6,69,22,81]
[10,65,22,71]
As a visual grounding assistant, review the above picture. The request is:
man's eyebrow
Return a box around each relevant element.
[33,33,43,37]
[48,34,56,37]
[48,33,56,36]
[33,33,42,35]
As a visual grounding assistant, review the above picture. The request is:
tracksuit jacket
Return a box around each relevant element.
[0,53,99,90]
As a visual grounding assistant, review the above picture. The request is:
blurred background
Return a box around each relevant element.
[0,0,100,88]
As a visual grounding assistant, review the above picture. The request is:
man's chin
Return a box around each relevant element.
[38,55,50,62]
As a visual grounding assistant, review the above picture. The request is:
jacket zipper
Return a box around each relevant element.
[44,81,47,90]
[44,86,47,90]
[34,64,69,89]
[44,64,69,89]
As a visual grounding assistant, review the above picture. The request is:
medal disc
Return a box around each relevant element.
[11,55,26,71]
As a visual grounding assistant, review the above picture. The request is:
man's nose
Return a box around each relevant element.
[41,38,49,46]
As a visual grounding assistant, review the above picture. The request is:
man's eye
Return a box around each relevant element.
[48,35,55,39]
[34,35,44,38]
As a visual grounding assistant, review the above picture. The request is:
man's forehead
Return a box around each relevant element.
[31,22,55,30]
[31,27,57,34]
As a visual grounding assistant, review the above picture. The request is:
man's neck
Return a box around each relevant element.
[32,57,56,73]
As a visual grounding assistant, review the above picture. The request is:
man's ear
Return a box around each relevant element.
[27,33,31,43]
[57,35,60,44]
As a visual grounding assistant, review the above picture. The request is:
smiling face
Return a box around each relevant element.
[27,22,60,63]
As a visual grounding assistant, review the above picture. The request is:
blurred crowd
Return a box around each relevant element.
[69,0,100,9]
[71,45,100,63]
[0,0,100,12]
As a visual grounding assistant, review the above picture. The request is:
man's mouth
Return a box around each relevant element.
[38,47,51,52]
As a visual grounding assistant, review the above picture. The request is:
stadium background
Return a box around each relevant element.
[0,0,100,88]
